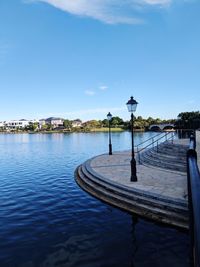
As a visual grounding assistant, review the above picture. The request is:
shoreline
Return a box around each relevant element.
[0,128,147,134]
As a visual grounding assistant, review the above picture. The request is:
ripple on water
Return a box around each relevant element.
[0,133,189,267]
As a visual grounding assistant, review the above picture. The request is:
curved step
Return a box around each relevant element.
[76,166,188,229]
[82,163,187,213]
[75,165,188,229]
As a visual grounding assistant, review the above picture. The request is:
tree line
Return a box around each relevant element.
[2,111,199,132]
[176,111,200,130]
[66,116,176,131]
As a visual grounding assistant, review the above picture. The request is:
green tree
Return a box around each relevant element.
[110,116,124,127]
[64,119,72,129]
[82,120,102,129]
[102,119,109,127]
[177,111,200,129]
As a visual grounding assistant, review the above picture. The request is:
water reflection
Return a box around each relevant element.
[0,132,188,267]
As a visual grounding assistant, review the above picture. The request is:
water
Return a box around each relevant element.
[0,132,189,267]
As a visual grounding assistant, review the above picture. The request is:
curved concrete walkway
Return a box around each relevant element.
[75,139,189,229]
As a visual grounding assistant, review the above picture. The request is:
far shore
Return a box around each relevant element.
[0,127,147,134]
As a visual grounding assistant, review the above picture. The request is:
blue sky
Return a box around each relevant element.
[0,0,200,121]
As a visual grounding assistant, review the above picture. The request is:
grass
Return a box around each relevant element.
[90,127,124,132]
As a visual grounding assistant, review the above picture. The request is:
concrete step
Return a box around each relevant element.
[139,142,187,172]
[75,164,188,229]
[158,143,188,155]
[140,153,187,172]
[146,149,187,165]
[81,163,187,213]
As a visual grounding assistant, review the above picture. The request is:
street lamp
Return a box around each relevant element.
[177,115,182,138]
[126,96,138,182]
[107,112,112,155]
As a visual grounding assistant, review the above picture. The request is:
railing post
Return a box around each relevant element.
[187,149,195,267]
[187,135,200,267]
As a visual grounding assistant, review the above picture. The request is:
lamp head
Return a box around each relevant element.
[126,96,138,113]
[107,112,112,121]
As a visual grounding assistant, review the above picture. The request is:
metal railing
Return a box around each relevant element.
[136,131,176,164]
[177,129,195,139]
[187,134,200,267]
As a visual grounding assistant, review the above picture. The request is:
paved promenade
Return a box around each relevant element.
[76,139,189,229]
[90,151,187,202]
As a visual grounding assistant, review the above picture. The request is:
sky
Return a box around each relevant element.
[0,0,200,121]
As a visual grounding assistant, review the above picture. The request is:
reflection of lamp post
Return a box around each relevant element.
[107,112,112,155]
[126,96,138,182]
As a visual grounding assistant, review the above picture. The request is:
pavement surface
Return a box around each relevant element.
[89,138,189,202]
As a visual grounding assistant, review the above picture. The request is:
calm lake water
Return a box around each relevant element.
[0,132,189,267]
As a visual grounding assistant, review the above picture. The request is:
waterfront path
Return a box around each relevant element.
[75,139,189,229]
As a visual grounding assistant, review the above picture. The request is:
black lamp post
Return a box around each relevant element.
[107,112,112,155]
[126,96,138,182]
[177,115,182,138]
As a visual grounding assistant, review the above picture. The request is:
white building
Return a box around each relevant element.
[72,119,82,127]
[5,119,30,130]
[4,119,39,130]
[45,117,64,128]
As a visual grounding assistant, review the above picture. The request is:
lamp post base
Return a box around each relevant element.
[130,158,137,182]
[109,144,112,155]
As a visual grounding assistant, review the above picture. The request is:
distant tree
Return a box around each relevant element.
[40,124,48,131]
[24,122,38,131]
[176,111,200,129]
[110,116,124,127]
[82,120,101,129]
[147,117,154,124]
[102,119,109,127]
[64,119,72,129]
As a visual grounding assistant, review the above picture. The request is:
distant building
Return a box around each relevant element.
[72,119,82,127]
[0,121,5,128]
[45,117,64,128]
[39,119,46,129]
[3,119,39,130]
[5,119,30,130]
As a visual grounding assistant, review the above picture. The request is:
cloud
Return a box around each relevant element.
[30,0,173,24]
[99,85,108,91]
[142,0,171,5]
[85,90,95,96]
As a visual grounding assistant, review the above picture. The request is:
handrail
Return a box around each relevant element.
[135,132,163,148]
[136,131,175,163]
[187,134,200,267]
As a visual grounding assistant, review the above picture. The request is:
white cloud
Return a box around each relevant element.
[85,90,95,96]
[99,85,108,91]
[30,0,173,24]
[142,0,171,5]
